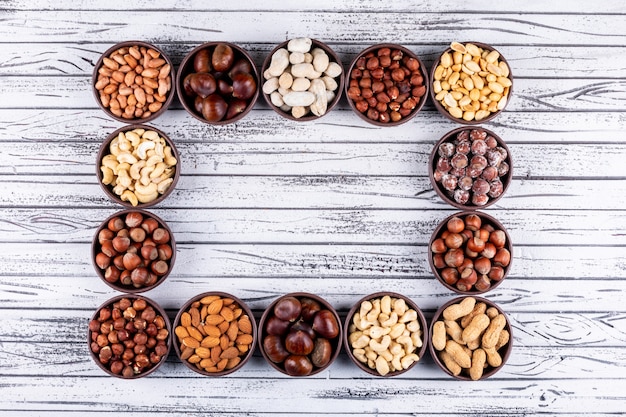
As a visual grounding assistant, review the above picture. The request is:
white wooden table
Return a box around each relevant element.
[2,1,625,415]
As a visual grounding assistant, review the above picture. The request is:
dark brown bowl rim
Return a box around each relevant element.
[342,291,429,377]
[428,41,513,125]
[428,211,513,295]
[344,43,429,127]
[176,41,260,125]
[96,124,181,208]
[260,38,345,122]
[428,295,513,380]
[172,291,258,376]
[92,41,176,123]
[429,126,513,210]
[87,294,172,379]
[258,292,343,376]
[91,208,177,294]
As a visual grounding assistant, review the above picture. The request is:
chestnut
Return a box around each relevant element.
[193,48,211,73]
[201,94,227,122]
[283,355,313,376]
[285,330,314,355]
[311,338,332,368]
[263,335,289,363]
[225,98,248,120]
[274,296,301,322]
[300,298,322,322]
[232,72,257,100]
[312,310,339,339]
[265,315,291,336]
[228,58,253,78]
[212,43,235,72]
[190,73,217,99]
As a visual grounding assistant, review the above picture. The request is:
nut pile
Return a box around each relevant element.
[347,46,426,124]
[181,43,258,123]
[431,297,510,380]
[100,128,177,206]
[94,211,174,290]
[432,42,511,122]
[433,127,510,207]
[263,38,343,119]
[347,295,423,376]
[175,295,255,374]
[95,44,172,120]
[89,297,169,378]
[262,295,340,376]
[431,213,510,293]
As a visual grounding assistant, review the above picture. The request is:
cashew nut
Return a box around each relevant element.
[129,160,146,180]
[369,326,391,339]
[136,140,155,159]
[145,154,162,167]
[400,353,420,370]
[369,335,391,352]
[101,166,115,185]
[116,152,138,165]
[126,130,141,148]
[352,348,367,363]
[142,130,160,141]
[380,312,398,328]
[163,146,177,167]
[351,334,370,349]
[120,190,138,207]
[156,177,174,194]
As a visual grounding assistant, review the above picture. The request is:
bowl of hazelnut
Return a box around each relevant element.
[429,126,512,209]
[177,42,259,124]
[343,292,427,377]
[258,292,342,376]
[261,37,344,121]
[92,209,175,293]
[345,43,428,126]
[97,125,180,209]
[429,296,512,380]
[88,294,171,378]
[173,292,257,376]
[93,41,175,123]
[429,212,512,294]
[429,41,512,124]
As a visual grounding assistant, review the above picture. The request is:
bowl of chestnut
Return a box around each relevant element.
[429,296,513,380]
[173,292,257,376]
[260,37,344,121]
[259,292,342,376]
[345,43,428,126]
[88,294,171,378]
[177,42,259,124]
[429,126,512,209]
[344,292,428,377]
[429,212,512,294]
[92,209,176,293]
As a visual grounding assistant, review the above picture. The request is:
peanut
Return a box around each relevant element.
[433,42,511,121]
[348,295,423,375]
[432,297,510,380]
[95,44,172,120]
[175,295,254,374]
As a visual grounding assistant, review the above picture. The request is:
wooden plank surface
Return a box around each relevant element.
[1,1,625,415]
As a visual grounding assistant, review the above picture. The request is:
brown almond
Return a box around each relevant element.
[203,324,221,338]
[236,334,253,345]
[218,320,230,333]
[180,312,192,327]
[189,307,201,327]
[182,337,200,349]
[187,354,201,364]
[211,346,222,364]
[149,58,166,68]
[200,295,221,305]
[206,314,225,325]
[208,299,224,315]
[147,48,160,59]
[226,356,241,370]
[222,298,235,306]
[180,345,194,360]
[237,343,249,354]
[238,316,253,334]
[199,358,215,369]
[187,326,203,342]
[227,322,239,341]
[200,336,220,348]
[142,68,159,79]
[174,326,189,341]
[216,358,229,371]
[200,305,209,321]
[220,346,240,360]
[158,64,171,79]
[232,308,243,320]
[220,307,235,323]
[195,347,211,359]
[220,335,230,350]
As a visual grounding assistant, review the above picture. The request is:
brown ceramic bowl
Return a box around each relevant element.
[260,38,344,121]
[429,295,513,380]
[177,42,259,125]
[92,41,175,123]
[96,124,180,208]
[92,209,176,293]
[429,41,512,124]
[429,126,512,209]
[429,211,512,295]
[259,292,343,376]
[87,294,172,378]
[343,292,428,377]
[172,292,257,376]
[345,43,429,126]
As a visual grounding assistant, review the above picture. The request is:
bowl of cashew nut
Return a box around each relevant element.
[97,125,180,208]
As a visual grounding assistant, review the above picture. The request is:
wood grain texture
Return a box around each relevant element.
[1,1,626,415]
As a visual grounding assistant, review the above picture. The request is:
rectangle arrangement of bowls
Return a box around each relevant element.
[88,39,513,381]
